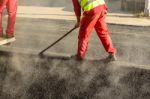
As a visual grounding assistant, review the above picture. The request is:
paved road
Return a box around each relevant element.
[1,0,149,65]
[0,0,150,99]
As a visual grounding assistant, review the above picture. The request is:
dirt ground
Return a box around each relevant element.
[0,0,150,99]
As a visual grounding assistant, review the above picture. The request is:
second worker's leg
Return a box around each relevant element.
[0,9,3,36]
[6,0,18,38]
[0,0,8,36]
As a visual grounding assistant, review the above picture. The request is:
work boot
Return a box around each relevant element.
[5,34,15,46]
[105,53,117,62]
[71,54,84,61]
[0,32,3,37]
[6,34,14,38]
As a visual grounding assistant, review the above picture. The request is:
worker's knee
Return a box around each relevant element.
[7,11,16,17]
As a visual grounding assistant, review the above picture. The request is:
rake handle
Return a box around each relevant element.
[39,27,76,55]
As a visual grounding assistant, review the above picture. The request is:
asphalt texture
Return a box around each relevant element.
[0,0,150,99]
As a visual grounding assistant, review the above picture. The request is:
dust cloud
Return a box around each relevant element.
[0,51,149,99]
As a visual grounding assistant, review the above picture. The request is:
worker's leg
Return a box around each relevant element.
[0,0,8,36]
[77,13,100,59]
[6,0,18,37]
[0,6,3,36]
[94,10,116,55]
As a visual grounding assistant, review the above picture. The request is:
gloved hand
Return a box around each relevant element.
[74,20,80,28]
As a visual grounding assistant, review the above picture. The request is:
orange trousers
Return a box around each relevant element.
[0,0,18,35]
[77,9,116,58]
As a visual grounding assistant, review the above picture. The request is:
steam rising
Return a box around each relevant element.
[0,53,149,99]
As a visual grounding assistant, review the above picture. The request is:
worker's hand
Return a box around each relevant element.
[74,21,80,28]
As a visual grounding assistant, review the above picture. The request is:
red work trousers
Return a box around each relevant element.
[0,0,18,35]
[77,10,116,58]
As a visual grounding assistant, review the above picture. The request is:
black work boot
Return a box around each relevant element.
[0,32,3,37]
[105,54,117,62]
[71,54,84,61]
[5,33,15,45]
[6,34,14,38]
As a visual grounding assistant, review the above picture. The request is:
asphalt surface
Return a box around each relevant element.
[0,0,150,99]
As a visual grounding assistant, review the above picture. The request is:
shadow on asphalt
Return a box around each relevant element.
[0,51,149,99]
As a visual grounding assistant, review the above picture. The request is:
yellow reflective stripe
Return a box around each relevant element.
[83,0,96,8]
[80,0,87,8]
[96,0,105,5]
[83,0,105,11]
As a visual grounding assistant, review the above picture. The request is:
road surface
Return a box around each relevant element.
[0,0,150,99]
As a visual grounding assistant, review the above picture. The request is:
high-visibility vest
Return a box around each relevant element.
[79,0,105,11]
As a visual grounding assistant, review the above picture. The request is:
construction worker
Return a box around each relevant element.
[0,0,18,38]
[72,0,117,61]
